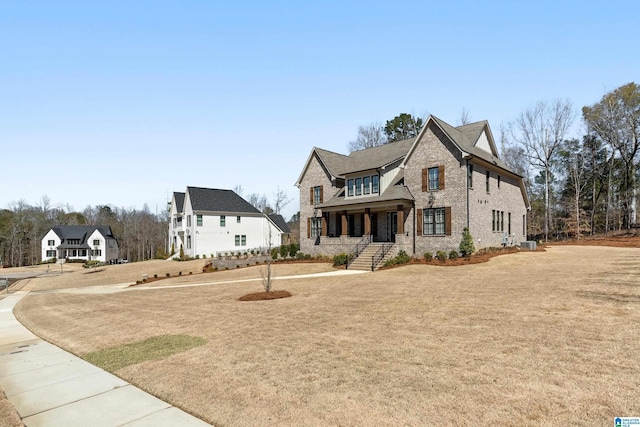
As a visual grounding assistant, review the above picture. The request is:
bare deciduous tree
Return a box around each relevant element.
[510,99,575,241]
[458,107,471,125]
[260,226,274,292]
[247,193,270,213]
[348,123,387,152]
[272,187,290,215]
[583,82,640,228]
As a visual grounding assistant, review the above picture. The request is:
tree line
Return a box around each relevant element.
[504,82,640,240]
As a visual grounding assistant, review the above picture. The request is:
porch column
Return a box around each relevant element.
[341,211,348,236]
[321,214,328,237]
[364,208,371,236]
[397,205,404,235]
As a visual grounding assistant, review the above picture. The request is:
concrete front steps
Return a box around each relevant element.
[347,243,397,271]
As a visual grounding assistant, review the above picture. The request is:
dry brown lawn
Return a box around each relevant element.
[13,247,640,426]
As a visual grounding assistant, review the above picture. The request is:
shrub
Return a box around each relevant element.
[459,227,475,257]
[153,274,158,279]
[166,273,170,277]
[270,248,279,260]
[288,244,299,258]
[423,252,433,261]
[213,266,218,271]
[195,255,200,259]
[179,271,182,276]
[304,254,312,260]
[278,245,287,259]
[384,250,411,266]
[332,253,352,266]
[449,250,459,260]
[436,251,448,262]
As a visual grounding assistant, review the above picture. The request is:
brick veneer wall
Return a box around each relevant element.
[299,153,336,256]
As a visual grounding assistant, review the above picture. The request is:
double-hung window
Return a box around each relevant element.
[347,179,354,197]
[423,208,446,235]
[363,176,370,195]
[468,164,473,188]
[428,167,440,191]
[355,178,362,196]
[372,175,379,194]
[313,186,322,204]
[486,171,490,193]
[220,215,226,227]
[311,217,322,237]
[197,215,203,226]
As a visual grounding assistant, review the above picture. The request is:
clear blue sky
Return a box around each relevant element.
[1,1,638,221]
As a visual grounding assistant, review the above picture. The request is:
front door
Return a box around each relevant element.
[386,212,397,242]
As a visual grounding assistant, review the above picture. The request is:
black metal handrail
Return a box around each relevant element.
[371,242,393,271]
[345,235,371,269]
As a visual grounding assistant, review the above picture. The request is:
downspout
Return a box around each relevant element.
[466,158,470,229]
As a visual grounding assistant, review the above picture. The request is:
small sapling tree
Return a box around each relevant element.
[459,227,475,258]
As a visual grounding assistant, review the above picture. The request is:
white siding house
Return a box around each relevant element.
[41,226,119,263]
[169,187,290,258]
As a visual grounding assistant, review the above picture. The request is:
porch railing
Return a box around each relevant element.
[371,242,393,272]
[345,235,371,269]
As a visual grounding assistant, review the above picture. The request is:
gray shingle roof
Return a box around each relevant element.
[319,184,414,209]
[268,214,291,234]
[49,225,116,249]
[173,192,185,214]
[187,187,260,214]
[430,116,513,173]
[346,137,415,174]
[311,116,517,178]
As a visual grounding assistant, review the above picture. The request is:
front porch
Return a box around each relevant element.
[320,204,408,243]
[306,202,412,257]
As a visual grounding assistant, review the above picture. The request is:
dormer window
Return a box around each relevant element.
[372,175,379,194]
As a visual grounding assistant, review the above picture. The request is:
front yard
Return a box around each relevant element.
[13,246,640,425]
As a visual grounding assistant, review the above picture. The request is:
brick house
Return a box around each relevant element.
[295,115,529,265]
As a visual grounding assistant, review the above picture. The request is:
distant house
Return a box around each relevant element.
[168,186,290,258]
[295,115,530,264]
[41,226,119,263]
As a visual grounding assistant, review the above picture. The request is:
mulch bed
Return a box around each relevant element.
[238,290,292,301]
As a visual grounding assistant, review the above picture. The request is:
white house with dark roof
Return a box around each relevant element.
[168,186,290,258]
[41,226,119,263]
[296,115,530,268]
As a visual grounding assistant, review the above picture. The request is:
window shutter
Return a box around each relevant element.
[422,169,428,192]
[307,218,311,238]
[417,209,423,235]
[320,185,324,203]
[439,165,445,190]
[445,207,451,235]
[310,187,314,204]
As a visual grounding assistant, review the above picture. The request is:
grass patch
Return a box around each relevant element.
[83,334,206,372]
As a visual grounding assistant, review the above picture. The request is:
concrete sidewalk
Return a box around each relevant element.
[0,291,211,427]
